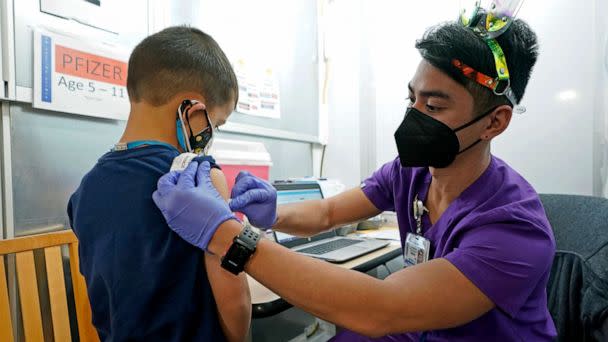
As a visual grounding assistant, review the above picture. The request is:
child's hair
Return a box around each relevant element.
[127,26,238,108]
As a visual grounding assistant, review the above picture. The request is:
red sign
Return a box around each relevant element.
[55,45,127,87]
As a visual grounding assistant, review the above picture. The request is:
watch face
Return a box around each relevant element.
[221,227,259,275]
[222,240,254,275]
[234,243,252,260]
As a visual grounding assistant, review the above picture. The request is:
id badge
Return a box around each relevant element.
[404,233,431,267]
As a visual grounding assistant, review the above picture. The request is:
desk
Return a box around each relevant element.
[248,228,402,318]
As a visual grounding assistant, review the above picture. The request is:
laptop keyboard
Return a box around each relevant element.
[297,238,362,255]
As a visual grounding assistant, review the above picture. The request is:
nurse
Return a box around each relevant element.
[153,2,557,341]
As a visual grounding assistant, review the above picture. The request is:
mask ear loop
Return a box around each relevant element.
[177,101,193,152]
[453,105,500,155]
[180,99,210,153]
[184,103,195,139]
[453,105,498,133]
[202,109,215,155]
[203,109,214,134]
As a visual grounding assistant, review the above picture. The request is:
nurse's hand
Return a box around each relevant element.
[153,161,237,251]
[229,172,277,230]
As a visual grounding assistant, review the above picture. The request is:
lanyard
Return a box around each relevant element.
[412,194,429,235]
[112,140,179,152]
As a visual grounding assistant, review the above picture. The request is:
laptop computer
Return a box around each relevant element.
[273,182,389,263]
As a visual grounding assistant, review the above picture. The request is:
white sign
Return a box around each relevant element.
[234,59,281,119]
[33,29,130,120]
[41,0,121,33]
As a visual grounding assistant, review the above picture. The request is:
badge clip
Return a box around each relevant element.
[412,194,429,235]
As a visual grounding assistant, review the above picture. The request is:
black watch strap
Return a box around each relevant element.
[238,226,261,247]
[221,226,260,275]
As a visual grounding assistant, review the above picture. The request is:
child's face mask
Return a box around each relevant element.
[176,99,215,155]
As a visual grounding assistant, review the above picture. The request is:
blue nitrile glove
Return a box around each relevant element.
[229,171,278,230]
[153,161,237,251]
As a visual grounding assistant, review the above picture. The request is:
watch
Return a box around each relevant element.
[221,226,261,275]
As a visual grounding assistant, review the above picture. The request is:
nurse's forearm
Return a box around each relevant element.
[274,200,332,236]
[273,188,382,237]
[247,241,396,337]
[209,221,414,338]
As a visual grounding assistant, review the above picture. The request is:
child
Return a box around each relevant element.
[68,26,250,342]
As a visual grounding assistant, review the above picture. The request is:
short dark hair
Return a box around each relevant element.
[415,19,539,114]
[127,26,238,108]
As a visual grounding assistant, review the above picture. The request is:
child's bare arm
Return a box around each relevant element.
[205,168,251,342]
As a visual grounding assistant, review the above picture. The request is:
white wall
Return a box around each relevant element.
[325,0,607,196]
[324,0,458,186]
[596,0,608,197]
[492,0,600,196]
[367,1,458,171]
[322,0,363,188]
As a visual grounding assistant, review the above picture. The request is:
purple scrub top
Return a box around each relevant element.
[332,156,557,342]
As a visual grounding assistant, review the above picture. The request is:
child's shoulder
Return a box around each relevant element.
[192,155,220,169]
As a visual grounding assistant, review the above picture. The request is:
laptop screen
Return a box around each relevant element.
[273,182,336,247]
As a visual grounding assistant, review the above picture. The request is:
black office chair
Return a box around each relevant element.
[540,194,608,341]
